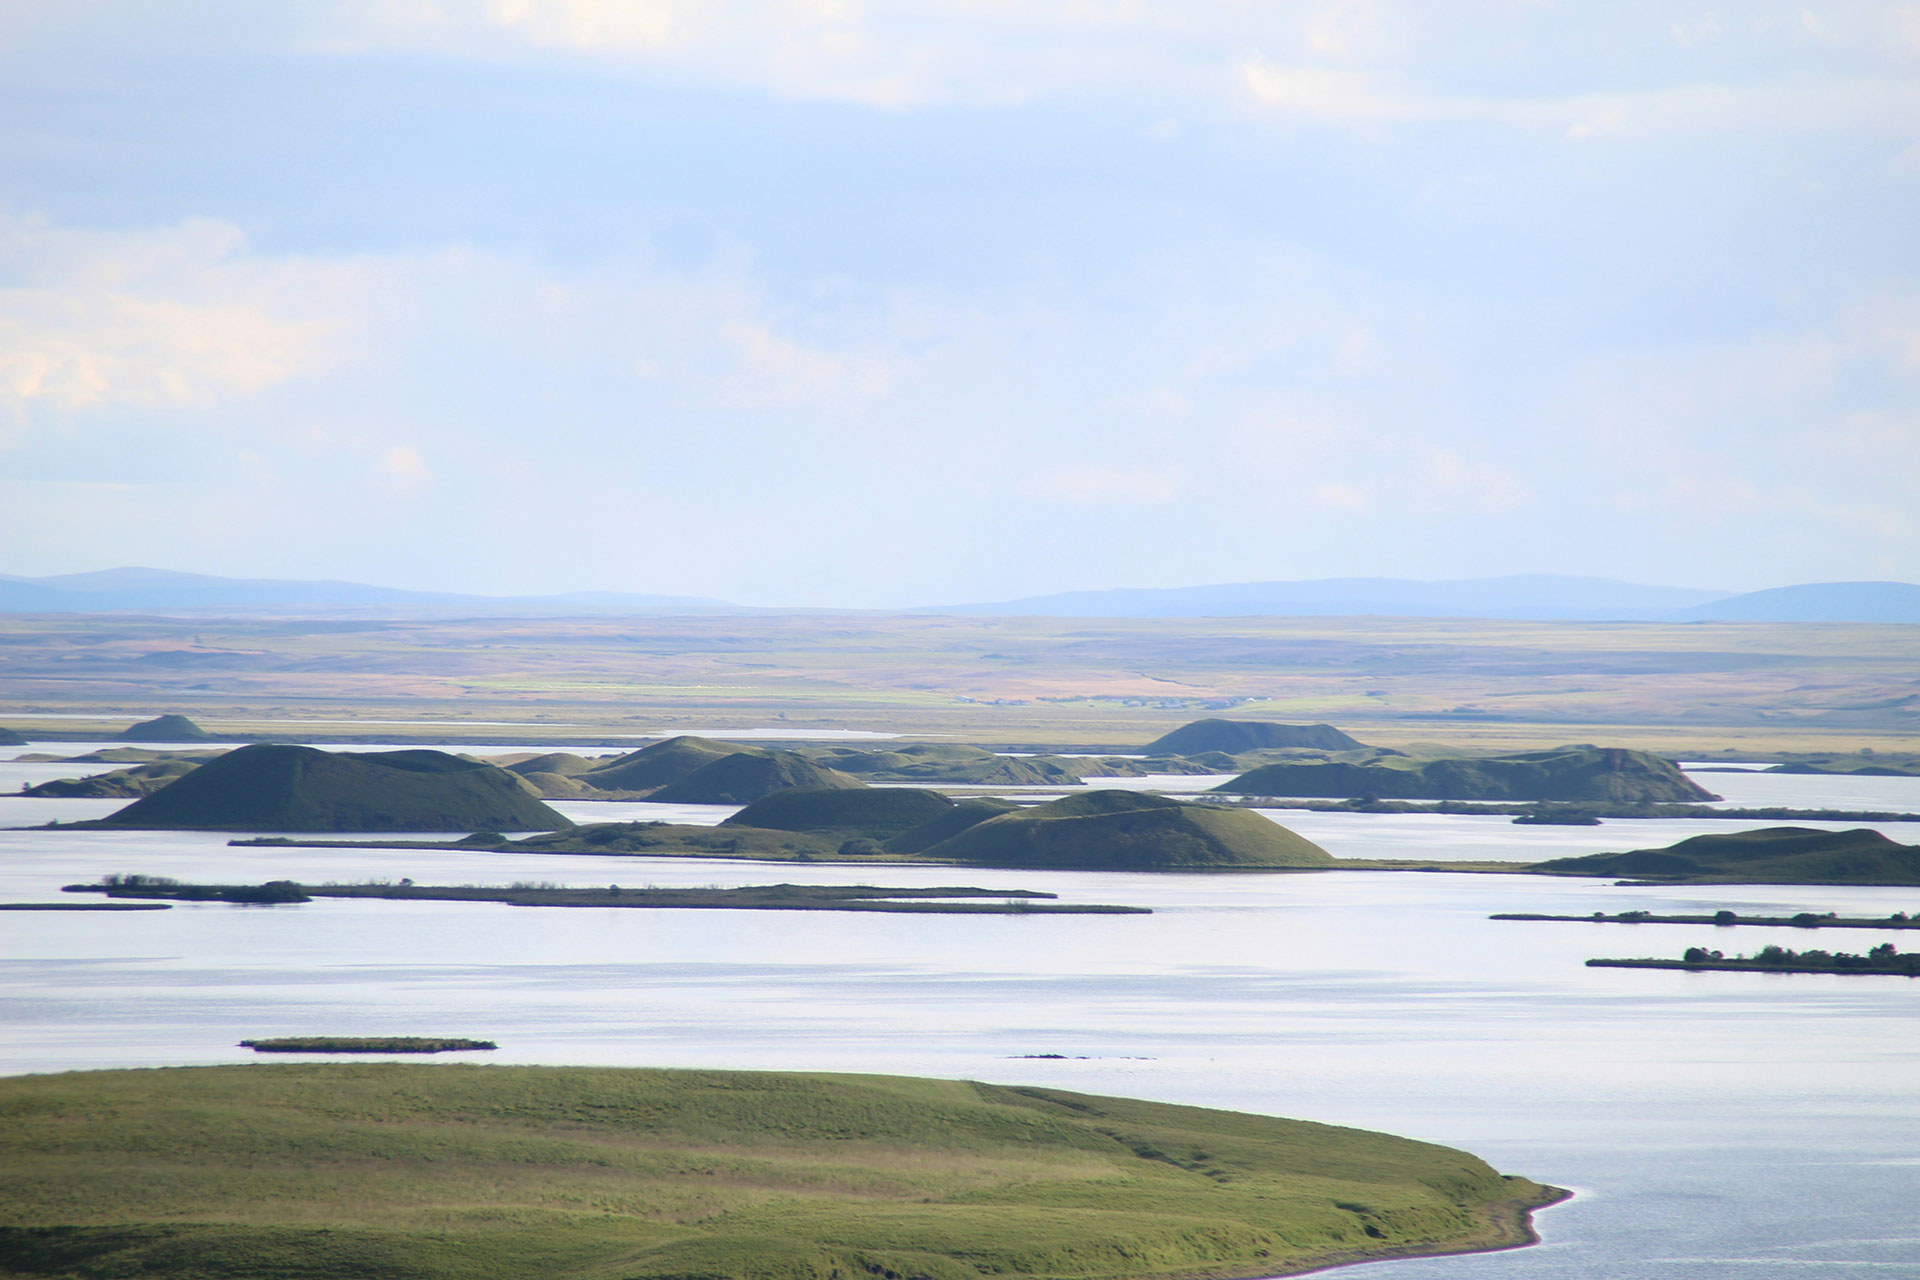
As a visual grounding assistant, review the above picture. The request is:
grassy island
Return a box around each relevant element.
[1214,745,1715,804]
[1495,908,1920,930]
[240,1037,497,1053]
[64,877,1149,915]
[0,1064,1565,1280]
[1530,826,1920,885]
[1590,943,1920,976]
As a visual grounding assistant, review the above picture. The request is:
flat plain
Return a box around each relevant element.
[2,612,1915,754]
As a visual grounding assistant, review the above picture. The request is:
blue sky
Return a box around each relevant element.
[2,1,1916,606]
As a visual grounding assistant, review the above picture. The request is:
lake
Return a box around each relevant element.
[2,748,1917,1277]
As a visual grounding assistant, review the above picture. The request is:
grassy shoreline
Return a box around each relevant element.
[0,1063,1564,1280]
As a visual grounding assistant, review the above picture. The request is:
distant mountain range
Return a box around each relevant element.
[942,576,1920,624]
[2,568,1917,623]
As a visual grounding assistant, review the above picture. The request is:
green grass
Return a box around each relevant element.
[0,1065,1562,1280]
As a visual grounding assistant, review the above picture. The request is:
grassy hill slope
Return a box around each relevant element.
[649,751,865,805]
[1145,719,1365,755]
[1531,826,1920,885]
[725,786,957,840]
[0,1064,1562,1280]
[578,736,754,792]
[88,745,571,832]
[1217,746,1714,804]
[928,792,1334,870]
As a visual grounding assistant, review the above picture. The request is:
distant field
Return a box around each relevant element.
[0,612,1914,754]
[0,1064,1560,1280]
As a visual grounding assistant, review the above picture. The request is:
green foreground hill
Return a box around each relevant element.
[0,1064,1561,1280]
[1531,826,1920,885]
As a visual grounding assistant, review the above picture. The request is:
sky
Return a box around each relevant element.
[1,1,1917,608]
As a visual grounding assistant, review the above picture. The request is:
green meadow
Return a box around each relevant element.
[0,1064,1561,1280]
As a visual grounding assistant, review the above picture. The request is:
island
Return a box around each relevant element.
[1589,944,1920,976]
[1214,744,1716,804]
[232,790,1336,872]
[925,790,1335,870]
[0,1063,1567,1280]
[63,876,1150,915]
[239,1037,496,1053]
[1494,908,1920,930]
[1529,826,1920,886]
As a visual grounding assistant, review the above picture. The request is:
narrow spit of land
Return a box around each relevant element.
[1494,909,1920,930]
[1204,795,1920,823]
[240,1037,496,1053]
[62,877,1151,915]
[0,902,171,911]
[0,1063,1566,1280]
[1590,944,1920,976]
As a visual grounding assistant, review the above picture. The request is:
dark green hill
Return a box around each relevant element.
[501,752,599,778]
[511,822,837,859]
[808,744,1084,786]
[724,787,955,840]
[87,745,572,832]
[648,751,864,805]
[884,798,1020,854]
[24,760,201,798]
[1216,745,1714,804]
[1770,759,1920,778]
[118,714,210,742]
[1531,826,1920,885]
[0,726,26,746]
[516,771,607,800]
[926,791,1334,870]
[579,736,758,792]
[1146,719,1364,755]
[0,1063,1561,1280]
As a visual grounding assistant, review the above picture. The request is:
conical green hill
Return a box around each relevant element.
[502,752,599,778]
[93,744,572,832]
[1145,719,1364,755]
[648,751,865,805]
[926,792,1332,870]
[884,798,1020,853]
[580,736,760,792]
[1218,745,1713,803]
[724,787,954,840]
[118,714,211,742]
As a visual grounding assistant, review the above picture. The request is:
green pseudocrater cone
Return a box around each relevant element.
[0,1065,1558,1280]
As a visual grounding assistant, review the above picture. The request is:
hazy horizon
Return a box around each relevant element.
[3,3,1917,606]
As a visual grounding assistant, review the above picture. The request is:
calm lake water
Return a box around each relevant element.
[2,748,1917,1277]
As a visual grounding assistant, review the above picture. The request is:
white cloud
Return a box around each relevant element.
[0,217,338,437]
[377,443,432,487]
[483,0,683,51]
[718,318,892,407]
